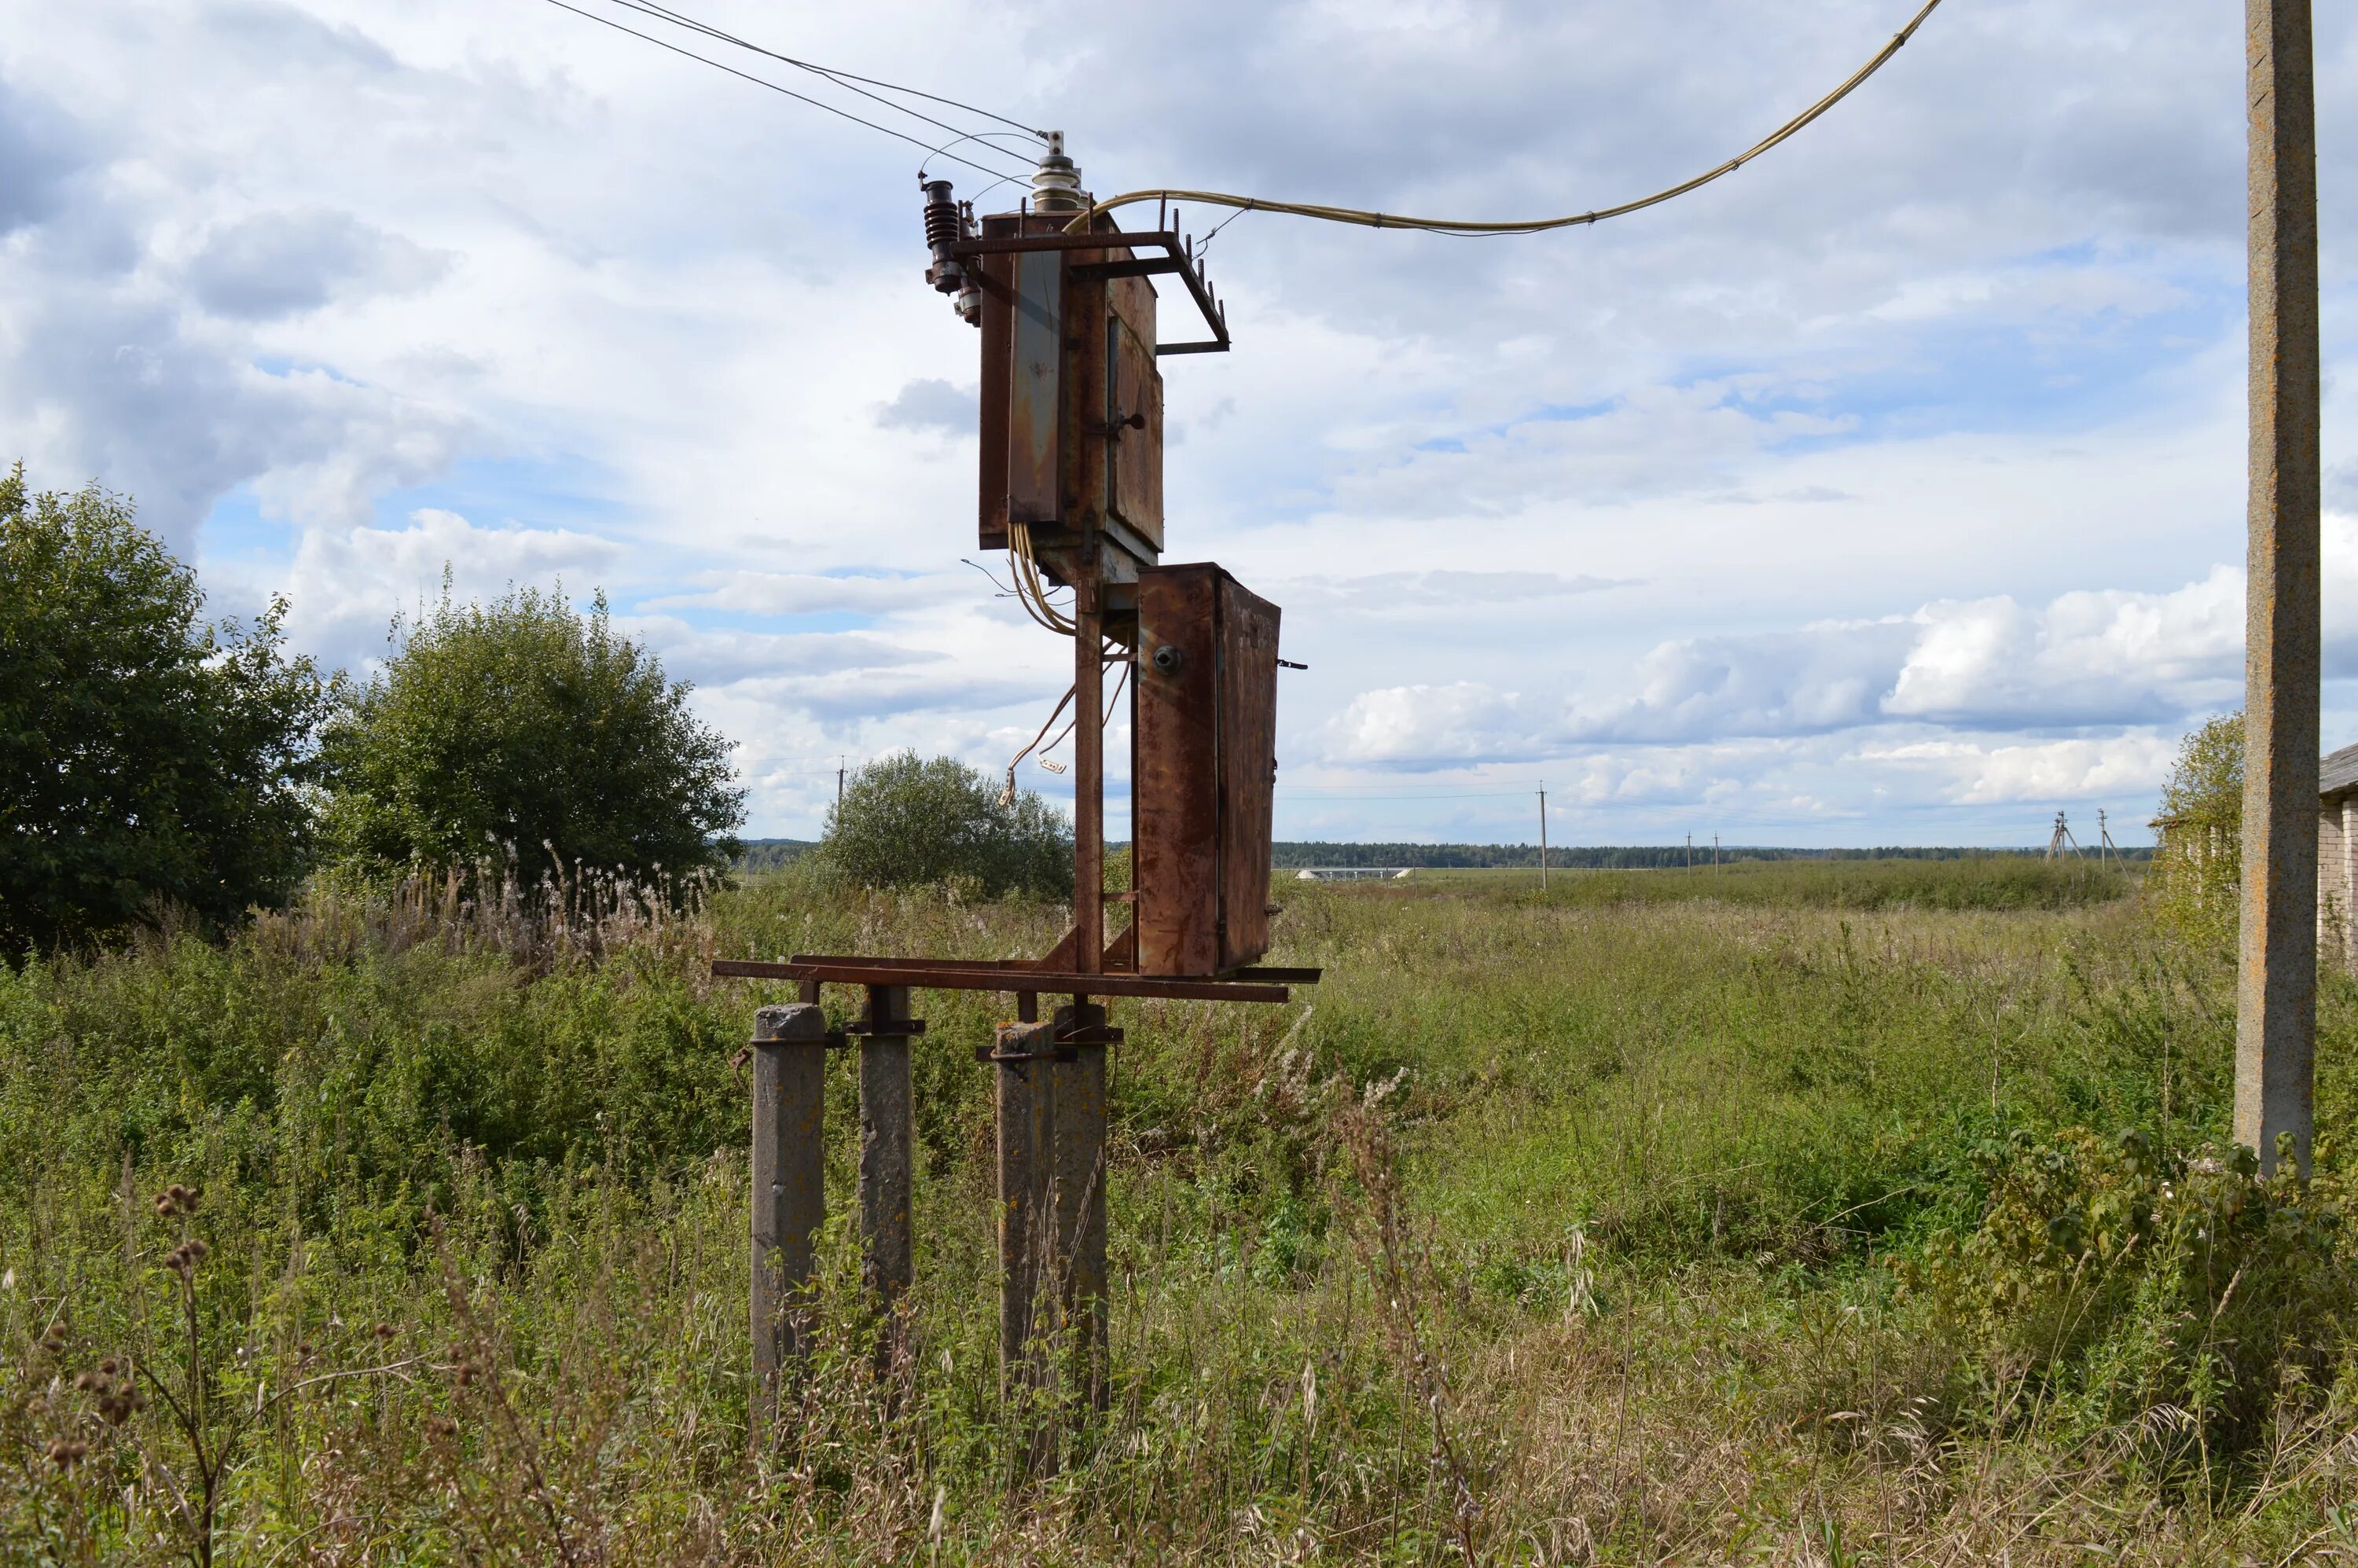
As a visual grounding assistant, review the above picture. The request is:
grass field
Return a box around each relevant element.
[6,857,2357,1563]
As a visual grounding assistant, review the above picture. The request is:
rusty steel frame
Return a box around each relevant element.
[713,957,1292,1005]
[949,230,1230,354]
[2236,0,2321,1175]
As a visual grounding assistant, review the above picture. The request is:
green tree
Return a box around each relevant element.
[0,465,334,950]
[319,584,743,886]
[2147,711,2241,950]
[819,751,1071,898]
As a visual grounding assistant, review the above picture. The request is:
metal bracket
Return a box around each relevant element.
[750,1031,854,1050]
[946,229,1230,354]
[843,1018,928,1037]
[974,1043,1080,1065]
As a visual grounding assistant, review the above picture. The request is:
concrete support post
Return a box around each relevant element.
[1051,1001,1110,1412]
[995,1020,1058,1474]
[750,1001,828,1439]
[859,985,916,1360]
[2237,0,2320,1176]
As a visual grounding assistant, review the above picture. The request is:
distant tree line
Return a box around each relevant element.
[1269,841,2151,869]
[736,839,817,873]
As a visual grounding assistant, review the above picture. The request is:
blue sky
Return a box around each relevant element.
[2,0,2355,846]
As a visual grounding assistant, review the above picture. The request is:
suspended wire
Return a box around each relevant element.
[1036,659,1131,773]
[1006,523,1077,636]
[535,0,1032,183]
[617,0,1051,144]
[594,0,1037,158]
[1071,0,1943,239]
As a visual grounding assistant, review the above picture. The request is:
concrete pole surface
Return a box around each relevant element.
[2237,0,2320,1176]
[750,1001,828,1435]
[1051,1002,1109,1410]
[858,985,916,1324]
[995,1019,1059,1476]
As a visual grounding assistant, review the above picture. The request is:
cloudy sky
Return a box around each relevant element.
[4,1,2354,847]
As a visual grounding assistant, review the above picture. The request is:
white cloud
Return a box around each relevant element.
[5,0,2356,842]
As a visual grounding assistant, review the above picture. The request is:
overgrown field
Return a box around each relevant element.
[8,860,2358,1563]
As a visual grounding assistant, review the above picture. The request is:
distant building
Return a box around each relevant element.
[2323,744,2358,958]
[1294,867,1412,882]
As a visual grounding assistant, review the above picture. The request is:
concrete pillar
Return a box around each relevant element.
[2235,0,2320,1175]
[859,984,916,1360]
[751,1001,828,1438]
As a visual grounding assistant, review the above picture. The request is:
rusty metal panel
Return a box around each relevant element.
[1133,564,1281,977]
[1106,311,1163,550]
[1008,247,1063,526]
[975,217,1023,550]
[1216,575,1280,971]
[1134,566,1219,977]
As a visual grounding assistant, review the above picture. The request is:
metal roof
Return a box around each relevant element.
[2324,743,2358,799]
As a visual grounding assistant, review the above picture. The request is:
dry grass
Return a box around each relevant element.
[2,861,2356,1562]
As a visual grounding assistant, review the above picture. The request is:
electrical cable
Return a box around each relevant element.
[1070,0,1942,239]
[602,0,1050,144]
[594,0,1033,158]
[1035,656,1129,773]
[535,0,1033,183]
[1001,682,1076,802]
[1005,523,1077,636]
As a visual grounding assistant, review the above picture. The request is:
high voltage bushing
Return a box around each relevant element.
[920,176,979,325]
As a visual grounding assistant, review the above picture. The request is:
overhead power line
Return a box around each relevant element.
[612,0,1049,144]
[1074,0,1945,238]
[594,0,1047,152]
[534,0,1034,183]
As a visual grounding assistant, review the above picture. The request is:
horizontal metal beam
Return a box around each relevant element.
[712,957,1290,1004]
[1071,257,1184,281]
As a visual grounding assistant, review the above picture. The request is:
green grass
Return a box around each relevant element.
[1409,853,2136,911]
[3,858,2355,1563]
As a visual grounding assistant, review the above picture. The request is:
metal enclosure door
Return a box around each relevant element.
[1006,248,1063,526]
[1106,307,1163,550]
[1134,564,1281,976]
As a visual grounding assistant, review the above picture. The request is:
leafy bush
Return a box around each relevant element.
[319,584,742,887]
[2145,712,2242,952]
[1913,1127,2351,1460]
[0,465,334,951]
[817,751,1070,898]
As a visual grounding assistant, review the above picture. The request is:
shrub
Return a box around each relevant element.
[2146,713,2242,952]
[1912,1126,2352,1463]
[0,465,334,951]
[818,751,1071,898]
[319,584,742,887]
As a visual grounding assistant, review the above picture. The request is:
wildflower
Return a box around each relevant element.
[46,1440,87,1468]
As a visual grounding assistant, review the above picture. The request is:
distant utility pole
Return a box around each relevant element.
[1685,832,1692,870]
[838,756,847,813]
[2046,810,2082,861]
[1713,833,1721,874]
[1537,788,1548,892]
[2239,0,2320,1175]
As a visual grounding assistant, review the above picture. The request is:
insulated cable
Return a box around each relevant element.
[1034,656,1130,774]
[1069,0,1942,238]
[1005,523,1077,636]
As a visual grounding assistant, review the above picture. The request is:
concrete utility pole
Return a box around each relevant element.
[1537,789,1548,892]
[2237,0,2321,1175]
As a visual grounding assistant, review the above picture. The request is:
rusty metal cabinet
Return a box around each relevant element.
[1133,564,1280,976]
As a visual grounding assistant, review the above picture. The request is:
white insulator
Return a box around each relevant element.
[1030,133,1085,213]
